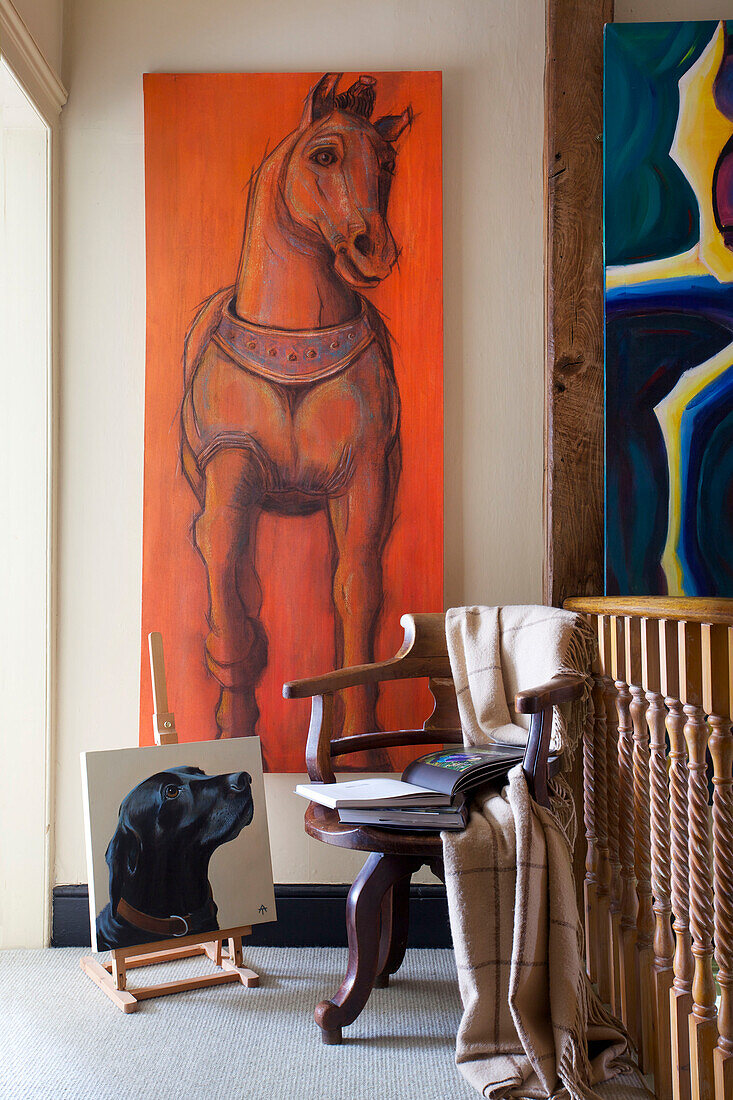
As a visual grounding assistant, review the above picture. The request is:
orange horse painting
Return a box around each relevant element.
[141,72,443,771]
[182,74,410,753]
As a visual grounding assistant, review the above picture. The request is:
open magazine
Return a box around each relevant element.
[295,745,525,830]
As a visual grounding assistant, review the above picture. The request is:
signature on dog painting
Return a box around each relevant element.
[82,740,275,953]
[141,72,443,772]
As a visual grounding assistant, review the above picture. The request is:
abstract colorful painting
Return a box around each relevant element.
[605,21,733,595]
[141,73,443,771]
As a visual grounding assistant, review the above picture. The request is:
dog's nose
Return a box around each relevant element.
[229,771,251,791]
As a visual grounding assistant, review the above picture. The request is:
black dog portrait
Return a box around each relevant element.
[95,765,253,951]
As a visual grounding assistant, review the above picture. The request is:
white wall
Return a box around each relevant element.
[55,0,547,888]
[11,0,63,74]
[0,58,51,946]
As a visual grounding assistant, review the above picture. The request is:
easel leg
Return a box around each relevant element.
[111,952,126,990]
[80,956,139,1012]
[82,927,260,1010]
[221,933,259,987]
[203,939,224,966]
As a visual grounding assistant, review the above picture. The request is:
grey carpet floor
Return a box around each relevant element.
[0,948,651,1099]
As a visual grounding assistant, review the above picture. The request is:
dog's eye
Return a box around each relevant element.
[163,785,180,799]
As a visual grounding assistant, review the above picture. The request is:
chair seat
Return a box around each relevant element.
[304,802,444,858]
[304,751,565,859]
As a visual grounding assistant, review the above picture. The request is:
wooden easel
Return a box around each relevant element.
[80,632,260,1012]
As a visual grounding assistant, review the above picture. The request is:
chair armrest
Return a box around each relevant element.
[517,673,586,808]
[283,612,450,699]
[329,727,463,758]
[282,653,451,699]
[514,673,586,714]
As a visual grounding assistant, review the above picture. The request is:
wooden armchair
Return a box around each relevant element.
[283,612,585,1044]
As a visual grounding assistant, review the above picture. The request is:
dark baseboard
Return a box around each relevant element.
[52,883,451,949]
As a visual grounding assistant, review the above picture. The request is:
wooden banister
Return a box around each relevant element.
[565,595,733,624]
[565,597,733,1100]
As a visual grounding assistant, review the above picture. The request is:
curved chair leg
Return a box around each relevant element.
[315,852,422,1043]
[374,874,411,987]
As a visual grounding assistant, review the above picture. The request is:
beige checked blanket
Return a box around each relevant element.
[443,606,629,1099]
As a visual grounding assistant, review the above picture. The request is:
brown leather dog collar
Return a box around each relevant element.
[116,898,191,938]
[213,299,375,384]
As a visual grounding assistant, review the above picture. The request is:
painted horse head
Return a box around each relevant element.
[282,73,413,289]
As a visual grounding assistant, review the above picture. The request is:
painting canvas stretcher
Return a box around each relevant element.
[141,71,443,771]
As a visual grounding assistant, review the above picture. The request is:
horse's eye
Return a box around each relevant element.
[312,148,337,167]
[163,785,179,799]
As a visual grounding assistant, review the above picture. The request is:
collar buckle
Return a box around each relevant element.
[170,914,189,937]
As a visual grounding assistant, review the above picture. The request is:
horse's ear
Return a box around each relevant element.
[374,106,413,143]
[105,823,141,916]
[300,73,341,127]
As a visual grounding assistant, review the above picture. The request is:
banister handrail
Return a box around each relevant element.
[564,595,733,625]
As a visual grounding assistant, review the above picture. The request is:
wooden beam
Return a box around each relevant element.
[544,0,612,607]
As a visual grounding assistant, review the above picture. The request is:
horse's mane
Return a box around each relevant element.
[334,78,376,120]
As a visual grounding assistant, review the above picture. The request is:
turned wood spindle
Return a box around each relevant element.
[583,676,600,985]
[659,617,693,1100]
[680,620,718,1100]
[599,609,622,1017]
[701,622,733,1099]
[638,620,673,1100]
[709,710,733,1100]
[603,674,623,1016]
[641,616,674,1100]
[626,616,655,1076]
[610,615,639,1045]
[592,667,612,1002]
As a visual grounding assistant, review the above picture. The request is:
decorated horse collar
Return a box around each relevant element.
[213,299,375,384]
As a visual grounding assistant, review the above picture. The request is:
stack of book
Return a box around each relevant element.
[295,745,525,831]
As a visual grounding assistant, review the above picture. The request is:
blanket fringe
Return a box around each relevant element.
[554,974,631,1100]
[549,774,576,850]
[548,613,597,851]
[551,617,631,1100]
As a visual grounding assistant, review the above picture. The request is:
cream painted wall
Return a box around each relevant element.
[11,0,63,73]
[55,0,547,887]
[53,0,732,890]
[0,58,51,947]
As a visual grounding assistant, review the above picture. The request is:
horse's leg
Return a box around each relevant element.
[327,443,400,747]
[193,448,267,741]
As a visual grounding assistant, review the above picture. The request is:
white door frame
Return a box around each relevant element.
[0,0,66,946]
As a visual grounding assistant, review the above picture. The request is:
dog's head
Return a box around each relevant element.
[105,766,254,914]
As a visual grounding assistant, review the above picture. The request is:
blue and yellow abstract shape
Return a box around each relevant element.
[605,20,733,595]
